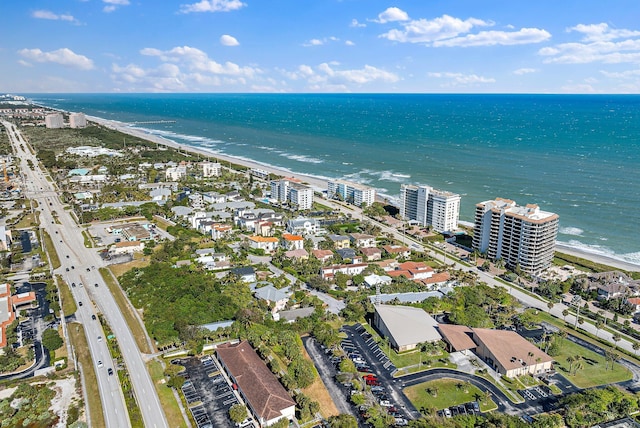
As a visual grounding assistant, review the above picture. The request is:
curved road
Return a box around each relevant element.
[4,121,169,428]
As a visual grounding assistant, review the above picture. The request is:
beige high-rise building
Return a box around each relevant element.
[69,112,87,128]
[473,198,559,276]
[45,113,64,129]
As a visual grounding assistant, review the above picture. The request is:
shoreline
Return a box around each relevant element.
[89,115,640,273]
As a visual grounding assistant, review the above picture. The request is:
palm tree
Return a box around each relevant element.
[572,360,584,376]
[547,301,554,311]
[566,355,575,374]
[612,333,622,349]
[562,309,569,322]
[633,342,640,356]
[595,320,604,338]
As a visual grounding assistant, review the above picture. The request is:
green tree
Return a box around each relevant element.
[229,404,248,424]
[328,414,358,428]
[41,328,63,352]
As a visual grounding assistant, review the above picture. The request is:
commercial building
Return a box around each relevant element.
[69,112,87,128]
[271,178,313,210]
[217,341,295,427]
[327,179,376,207]
[400,184,461,232]
[45,113,64,129]
[373,304,441,352]
[473,198,559,276]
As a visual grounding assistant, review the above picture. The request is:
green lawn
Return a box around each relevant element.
[43,231,61,269]
[553,337,631,388]
[360,323,455,371]
[404,378,497,413]
[147,360,188,428]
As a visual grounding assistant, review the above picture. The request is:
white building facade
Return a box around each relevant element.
[201,161,221,177]
[400,184,461,233]
[69,112,87,128]
[473,198,559,276]
[271,179,313,210]
[45,113,64,129]
[327,179,375,207]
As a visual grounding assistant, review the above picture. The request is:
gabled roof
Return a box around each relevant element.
[282,234,304,241]
[472,328,553,371]
[254,284,289,303]
[247,236,279,243]
[375,304,441,347]
[438,324,476,351]
[217,341,295,422]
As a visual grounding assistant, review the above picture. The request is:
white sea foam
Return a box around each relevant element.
[279,153,324,164]
[559,227,584,236]
[559,240,640,267]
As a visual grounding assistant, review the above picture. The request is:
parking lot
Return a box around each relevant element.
[173,356,246,428]
[436,401,481,419]
[518,385,550,401]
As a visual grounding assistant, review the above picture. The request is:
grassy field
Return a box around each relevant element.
[82,230,93,247]
[300,341,339,418]
[108,256,150,278]
[552,337,631,388]
[147,360,187,428]
[68,322,106,428]
[100,267,154,354]
[57,275,77,315]
[43,230,61,269]
[13,212,37,229]
[404,378,497,413]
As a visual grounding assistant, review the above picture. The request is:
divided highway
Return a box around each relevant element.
[3,121,169,428]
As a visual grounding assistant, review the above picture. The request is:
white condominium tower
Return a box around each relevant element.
[400,184,461,233]
[473,198,559,276]
[69,112,87,128]
[45,113,64,129]
[271,178,314,210]
[327,179,376,207]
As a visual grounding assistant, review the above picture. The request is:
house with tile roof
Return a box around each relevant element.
[281,234,304,251]
[247,236,279,254]
[217,341,295,427]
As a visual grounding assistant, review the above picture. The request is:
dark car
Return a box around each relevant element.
[91,314,96,320]
[108,368,114,376]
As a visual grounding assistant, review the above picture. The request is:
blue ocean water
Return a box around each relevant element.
[29,93,640,265]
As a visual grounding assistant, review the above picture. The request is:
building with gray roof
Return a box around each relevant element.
[373,304,441,352]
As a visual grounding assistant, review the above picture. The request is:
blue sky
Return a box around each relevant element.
[3,0,640,93]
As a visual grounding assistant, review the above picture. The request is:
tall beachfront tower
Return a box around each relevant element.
[473,198,559,276]
[400,184,461,233]
[327,179,375,207]
[69,112,87,128]
[45,113,64,129]
[271,178,313,210]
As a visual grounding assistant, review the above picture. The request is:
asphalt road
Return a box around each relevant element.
[3,121,169,428]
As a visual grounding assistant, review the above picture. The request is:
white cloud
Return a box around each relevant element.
[350,19,366,28]
[103,0,130,13]
[540,23,640,64]
[32,10,77,23]
[375,7,409,24]
[513,68,539,75]
[140,45,259,77]
[303,37,340,47]
[600,68,640,78]
[433,28,550,47]
[284,63,399,88]
[428,72,495,86]
[179,0,245,14]
[220,35,239,46]
[17,60,32,67]
[380,14,492,44]
[345,40,355,46]
[570,23,640,42]
[560,83,597,93]
[18,48,94,70]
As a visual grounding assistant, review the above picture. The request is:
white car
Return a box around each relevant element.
[380,400,392,407]
[97,360,103,368]
[443,408,452,418]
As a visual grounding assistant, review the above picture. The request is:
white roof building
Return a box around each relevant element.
[373,304,441,352]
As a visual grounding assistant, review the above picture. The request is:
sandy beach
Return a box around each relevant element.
[88,115,640,273]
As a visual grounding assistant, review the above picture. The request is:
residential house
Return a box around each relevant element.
[202,192,226,205]
[211,224,233,240]
[286,217,319,236]
[150,188,171,201]
[375,259,400,272]
[281,234,305,251]
[254,284,290,313]
[328,234,350,249]
[360,247,382,261]
[284,249,309,261]
[382,245,411,258]
[278,307,315,323]
[247,236,279,254]
[201,161,221,177]
[321,263,368,280]
[231,267,257,283]
[255,221,273,237]
[388,261,434,281]
[350,233,376,248]
[312,249,334,263]
[364,274,392,288]
[335,248,357,261]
